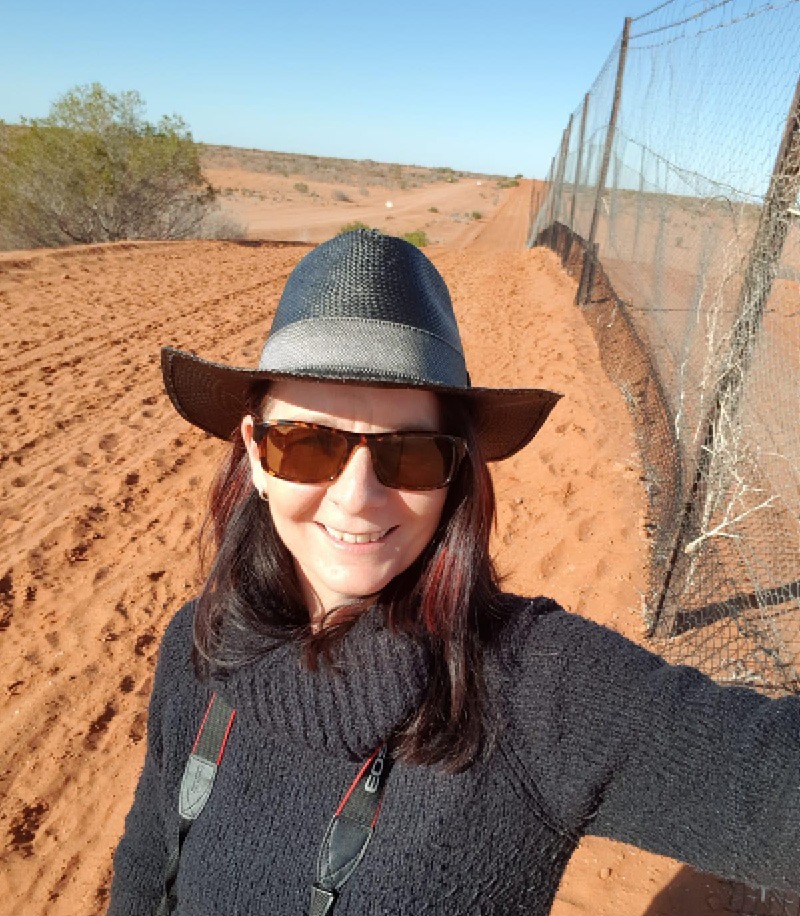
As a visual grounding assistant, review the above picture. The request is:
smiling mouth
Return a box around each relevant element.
[321,524,394,544]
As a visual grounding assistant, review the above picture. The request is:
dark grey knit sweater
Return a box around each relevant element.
[109,596,800,915]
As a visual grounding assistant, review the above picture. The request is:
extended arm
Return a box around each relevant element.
[588,661,800,893]
[498,600,800,893]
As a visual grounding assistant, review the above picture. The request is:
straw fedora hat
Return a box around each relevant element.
[161,229,561,460]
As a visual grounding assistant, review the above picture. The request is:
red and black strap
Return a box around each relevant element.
[158,693,393,916]
[157,692,236,916]
[310,743,393,916]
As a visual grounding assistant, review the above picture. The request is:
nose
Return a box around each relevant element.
[325,442,389,512]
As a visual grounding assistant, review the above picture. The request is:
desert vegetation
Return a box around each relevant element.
[0,83,218,249]
[338,220,372,234]
[200,143,506,190]
[401,229,429,247]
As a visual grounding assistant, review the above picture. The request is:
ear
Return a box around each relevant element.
[241,415,271,495]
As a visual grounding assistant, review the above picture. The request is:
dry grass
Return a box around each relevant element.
[199,144,504,189]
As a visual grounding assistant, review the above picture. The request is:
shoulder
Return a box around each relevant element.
[486,594,667,729]
[159,599,197,662]
[490,594,662,675]
[149,599,202,712]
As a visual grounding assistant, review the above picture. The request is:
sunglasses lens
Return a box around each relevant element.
[373,435,457,489]
[257,423,463,490]
[261,424,348,483]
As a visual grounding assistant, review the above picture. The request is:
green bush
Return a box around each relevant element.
[497,177,519,189]
[337,220,371,234]
[293,181,309,194]
[401,229,429,248]
[428,206,439,213]
[471,211,483,220]
[0,83,215,248]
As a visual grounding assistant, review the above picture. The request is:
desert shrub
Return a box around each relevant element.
[401,230,429,248]
[428,206,439,213]
[433,166,459,184]
[471,211,483,220]
[293,181,309,194]
[197,212,248,240]
[0,83,215,248]
[337,220,371,234]
[332,189,353,203]
[497,177,519,189]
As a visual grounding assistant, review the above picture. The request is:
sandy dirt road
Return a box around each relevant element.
[206,167,510,246]
[0,184,741,915]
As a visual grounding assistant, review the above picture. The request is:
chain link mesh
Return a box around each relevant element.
[531,0,800,694]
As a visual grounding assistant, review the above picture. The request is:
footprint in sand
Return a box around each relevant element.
[539,539,566,580]
[129,711,147,744]
[99,433,118,453]
[119,674,135,694]
[577,516,597,542]
[8,800,49,857]
[84,701,117,751]
[134,633,157,656]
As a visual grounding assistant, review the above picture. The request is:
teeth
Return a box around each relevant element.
[324,525,388,544]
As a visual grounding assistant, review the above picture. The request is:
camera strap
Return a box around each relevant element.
[157,692,236,916]
[158,693,392,916]
[310,742,393,915]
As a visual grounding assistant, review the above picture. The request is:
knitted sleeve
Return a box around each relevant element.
[107,603,197,916]
[497,600,800,893]
[588,659,800,893]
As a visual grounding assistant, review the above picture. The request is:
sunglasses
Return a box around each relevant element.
[252,420,467,491]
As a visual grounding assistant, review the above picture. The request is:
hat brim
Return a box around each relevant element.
[161,346,561,462]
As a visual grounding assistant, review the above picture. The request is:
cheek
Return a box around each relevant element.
[264,478,324,525]
[403,490,448,539]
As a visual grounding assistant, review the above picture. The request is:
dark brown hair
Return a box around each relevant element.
[193,387,505,772]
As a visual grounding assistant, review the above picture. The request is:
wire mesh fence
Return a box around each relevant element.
[530,0,800,696]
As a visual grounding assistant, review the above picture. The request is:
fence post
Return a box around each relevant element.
[632,142,647,262]
[576,241,600,306]
[648,76,800,637]
[544,155,556,246]
[552,116,574,259]
[586,18,631,257]
[568,93,591,237]
[528,175,549,247]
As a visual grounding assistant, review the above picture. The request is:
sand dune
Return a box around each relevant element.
[1,178,739,914]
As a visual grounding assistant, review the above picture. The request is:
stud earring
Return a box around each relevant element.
[258,489,269,503]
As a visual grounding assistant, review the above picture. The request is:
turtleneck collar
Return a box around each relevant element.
[211,607,431,760]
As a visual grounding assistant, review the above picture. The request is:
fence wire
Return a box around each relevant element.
[531,0,800,695]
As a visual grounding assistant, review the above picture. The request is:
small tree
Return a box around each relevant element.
[0,83,215,248]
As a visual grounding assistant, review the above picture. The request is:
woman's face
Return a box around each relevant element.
[241,380,449,622]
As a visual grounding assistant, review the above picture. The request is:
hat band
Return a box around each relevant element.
[258,317,470,387]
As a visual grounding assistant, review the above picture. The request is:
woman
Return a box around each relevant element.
[109,230,800,916]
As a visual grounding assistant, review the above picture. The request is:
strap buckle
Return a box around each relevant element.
[309,884,337,916]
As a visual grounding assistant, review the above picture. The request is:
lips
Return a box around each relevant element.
[321,524,393,544]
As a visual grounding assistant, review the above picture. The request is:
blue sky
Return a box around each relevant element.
[2,0,647,177]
